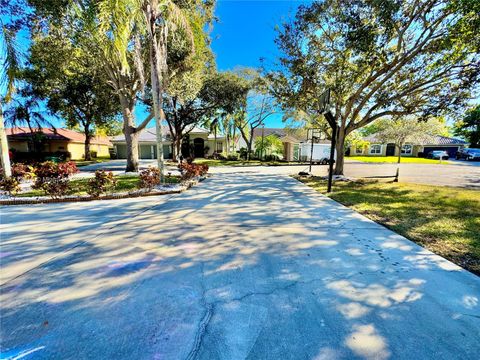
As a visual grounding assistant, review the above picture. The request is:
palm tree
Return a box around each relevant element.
[0,22,21,178]
[95,0,196,180]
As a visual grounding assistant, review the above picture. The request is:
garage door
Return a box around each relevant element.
[423,146,459,157]
[116,144,127,159]
[140,145,153,159]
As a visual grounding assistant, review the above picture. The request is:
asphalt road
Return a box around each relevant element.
[1,172,479,359]
[79,159,480,188]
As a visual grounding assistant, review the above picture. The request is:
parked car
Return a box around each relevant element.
[456,148,480,161]
[427,150,449,160]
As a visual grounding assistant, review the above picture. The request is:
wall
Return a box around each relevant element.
[8,140,29,152]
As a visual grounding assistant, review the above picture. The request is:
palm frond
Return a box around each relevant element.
[1,24,21,102]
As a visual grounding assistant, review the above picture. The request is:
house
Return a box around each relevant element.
[6,127,112,161]
[237,128,307,161]
[351,134,469,157]
[111,127,226,159]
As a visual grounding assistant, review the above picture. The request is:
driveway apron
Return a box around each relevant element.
[1,173,479,359]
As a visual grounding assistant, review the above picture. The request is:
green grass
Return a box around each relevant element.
[347,156,451,164]
[18,175,180,198]
[193,159,306,167]
[298,177,480,275]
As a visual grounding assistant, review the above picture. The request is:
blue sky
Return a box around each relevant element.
[211,1,309,127]
[4,1,308,129]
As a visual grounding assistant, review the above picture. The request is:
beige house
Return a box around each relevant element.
[350,135,468,158]
[238,128,306,161]
[111,127,226,159]
[7,127,111,160]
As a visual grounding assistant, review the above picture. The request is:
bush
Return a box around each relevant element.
[87,170,117,197]
[264,154,281,162]
[12,163,36,181]
[0,177,20,196]
[226,154,239,161]
[139,167,161,190]
[179,163,209,180]
[32,161,78,198]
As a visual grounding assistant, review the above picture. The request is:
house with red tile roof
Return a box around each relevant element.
[6,127,112,161]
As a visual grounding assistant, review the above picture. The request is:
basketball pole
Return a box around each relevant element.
[326,112,336,193]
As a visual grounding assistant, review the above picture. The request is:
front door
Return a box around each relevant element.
[386,143,395,156]
[193,138,205,158]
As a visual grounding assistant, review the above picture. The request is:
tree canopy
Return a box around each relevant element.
[269,0,480,174]
[454,105,480,147]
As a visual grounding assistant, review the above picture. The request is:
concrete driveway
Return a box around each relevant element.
[1,173,479,359]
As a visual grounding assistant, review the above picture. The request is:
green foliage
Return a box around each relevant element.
[87,170,117,197]
[0,177,20,195]
[254,134,283,157]
[270,0,480,173]
[454,106,480,147]
[24,26,121,154]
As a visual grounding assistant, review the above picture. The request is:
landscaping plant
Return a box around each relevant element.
[32,161,78,198]
[139,167,161,191]
[179,163,209,180]
[87,170,117,197]
[0,177,21,196]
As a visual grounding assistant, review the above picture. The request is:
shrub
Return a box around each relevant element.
[226,154,239,161]
[139,167,161,190]
[11,163,36,180]
[32,161,78,198]
[0,177,20,196]
[87,170,117,197]
[179,163,209,180]
[264,154,281,162]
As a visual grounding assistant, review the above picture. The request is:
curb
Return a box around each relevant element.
[0,176,206,206]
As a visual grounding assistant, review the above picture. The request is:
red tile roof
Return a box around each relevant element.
[6,127,112,146]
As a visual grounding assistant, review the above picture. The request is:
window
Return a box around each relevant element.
[401,144,412,155]
[369,144,382,155]
[216,142,223,152]
[355,147,364,154]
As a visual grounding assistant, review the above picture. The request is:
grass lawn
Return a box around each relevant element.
[347,156,451,164]
[18,174,180,198]
[298,177,480,275]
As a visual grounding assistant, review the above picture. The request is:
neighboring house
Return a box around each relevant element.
[111,127,226,159]
[351,134,469,157]
[237,128,307,161]
[6,127,111,160]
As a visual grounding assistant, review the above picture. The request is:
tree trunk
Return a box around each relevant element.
[84,124,92,161]
[146,4,166,182]
[120,96,139,172]
[0,106,12,178]
[397,143,403,163]
[333,125,347,175]
[171,136,177,162]
[84,136,91,161]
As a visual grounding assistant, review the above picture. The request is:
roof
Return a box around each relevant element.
[251,128,307,142]
[7,127,111,146]
[365,134,468,146]
[111,126,224,143]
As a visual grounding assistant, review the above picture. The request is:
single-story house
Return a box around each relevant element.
[351,134,469,157]
[6,127,111,160]
[238,128,307,161]
[111,127,226,159]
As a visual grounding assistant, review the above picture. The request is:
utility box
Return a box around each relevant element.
[299,143,336,164]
